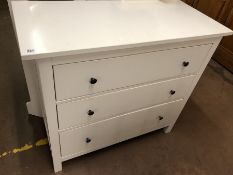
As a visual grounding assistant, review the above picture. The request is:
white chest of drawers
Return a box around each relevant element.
[11,1,232,172]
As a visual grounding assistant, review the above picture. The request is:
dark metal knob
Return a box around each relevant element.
[90,78,97,84]
[170,90,176,95]
[87,110,94,116]
[158,116,164,120]
[86,138,91,143]
[183,61,189,67]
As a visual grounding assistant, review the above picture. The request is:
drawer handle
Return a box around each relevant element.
[90,78,98,84]
[158,116,164,120]
[170,90,176,95]
[183,61,190,67]
[86,138,91,143]
[87,110,95,116]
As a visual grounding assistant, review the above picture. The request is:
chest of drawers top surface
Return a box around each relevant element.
[11,1,232,60]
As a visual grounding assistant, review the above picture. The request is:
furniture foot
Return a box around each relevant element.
[163,124,175,133]
[26,101,42,117]
[53,160,62,173]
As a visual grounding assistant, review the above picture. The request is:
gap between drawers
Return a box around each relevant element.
[55,74,197,105]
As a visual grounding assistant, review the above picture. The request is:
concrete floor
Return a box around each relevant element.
[1,8,233,175]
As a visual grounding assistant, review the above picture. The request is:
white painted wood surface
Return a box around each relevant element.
[22,60,42,117]
[57,75,194,130]
[35,59,62,172]
[59,99,184,158]
[54,44,211,100]
[164,37,223,133]
[11,1,232,60]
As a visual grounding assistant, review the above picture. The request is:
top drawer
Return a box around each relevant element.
[54,44,211,100]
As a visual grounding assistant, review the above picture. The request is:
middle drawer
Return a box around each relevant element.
[57,75,194,130]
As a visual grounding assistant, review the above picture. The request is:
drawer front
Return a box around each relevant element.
[57,75,194,129]
[54,44,211,100]
[59,100,184,158]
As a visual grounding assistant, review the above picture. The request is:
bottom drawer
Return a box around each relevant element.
[59,99,184,159]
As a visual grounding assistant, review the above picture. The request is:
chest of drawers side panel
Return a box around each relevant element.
[35,59,62,172]
[164,37,222,133]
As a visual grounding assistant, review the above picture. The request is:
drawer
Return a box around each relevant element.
[57,75,194,129]
[54,44,211,100]
[59,100,184,158]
